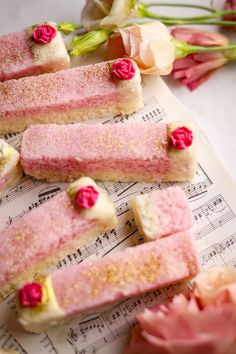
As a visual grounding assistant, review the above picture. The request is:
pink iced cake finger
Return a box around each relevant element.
[0,177,117,300]
[132,186,194,242]
[21,121,197,182]
[0,58,143,134]
[0,139,23,196]
[16,231,200,333]
[0,22,70,82]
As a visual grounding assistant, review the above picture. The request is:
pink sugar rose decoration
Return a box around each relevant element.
[124,267,236,354]
[75,185,99,209]
[170,126,193,150]
[112,59,135,80]
[19,282,43,307]
[33,24,57,44]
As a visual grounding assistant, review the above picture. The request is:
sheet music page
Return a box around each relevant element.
[0,76,235,354]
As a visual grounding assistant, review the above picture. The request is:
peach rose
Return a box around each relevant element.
[107,22,175,75]
[125,267,236,354]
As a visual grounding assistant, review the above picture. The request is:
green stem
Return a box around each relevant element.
[187,44,236,55]
[139,9,236,26]
[175,39,236,59]
[142,2,215,13]
[162,19,236,26]
[138,5,236,23]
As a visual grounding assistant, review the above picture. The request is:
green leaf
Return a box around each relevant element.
[71,29,111,56]
[57,22,81,35]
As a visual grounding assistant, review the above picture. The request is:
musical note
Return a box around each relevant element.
[4,185,63,227]
[98,181,138,197]
[0,323,27,353]
[200,233,236,269]
[66,281,190,354]
[97,163,212,203]
[39,334,57,354]
[54,216,138,271]
[3,131,21,151]
[0,176,42,207]
[102,97,165,126]
[193,194,235,241]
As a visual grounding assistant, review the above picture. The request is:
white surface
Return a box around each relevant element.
[0,0,235,180]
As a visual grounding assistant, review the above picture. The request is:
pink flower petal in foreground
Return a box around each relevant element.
[171,28,229,90]
[124,267,236,354]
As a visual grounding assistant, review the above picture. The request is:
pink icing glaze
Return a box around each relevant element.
[112,58,135,80]
[75,186,99,209]
[170,126,193,150]
[0,30,35,82]
[32,24,57,44]
[19,282,43,307]
[145,186,194,238]
[21,123,171,180]
[0,190,96,288]
[51,232,200,316]
[0,27,68,82]
[0,62,119,119]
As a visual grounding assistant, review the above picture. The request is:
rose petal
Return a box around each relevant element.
[107,32,126,60]
[171,27,229,46]
[194,267,236,306]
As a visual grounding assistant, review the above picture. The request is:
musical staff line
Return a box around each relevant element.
[2,131,22,151]
[0,323,27,354]
[5,185,62,227]
[66,282,190,354]
[40,334,57,354]
[193,194,235,241]
[102,96,165,125]
[200,233,236,269]
[98,163,213,204]
[56,218,137,270]
[0,176,42,207]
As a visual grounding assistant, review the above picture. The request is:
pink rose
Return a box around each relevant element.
[19,282,43,307]
[125,267,236,354]
[32,24,57,44]
[172,27,229,47]
[171,28,229,90]
[75,185,99,209]
[223,0,236,31]
[169,126,193,150]
[108,22,175,75]
[112,59,135,80]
